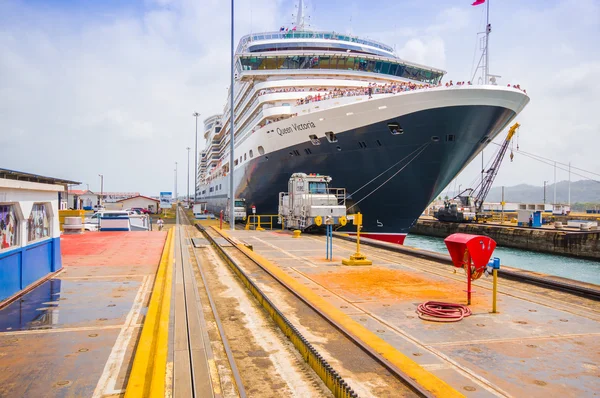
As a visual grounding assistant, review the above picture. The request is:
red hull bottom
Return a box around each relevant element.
[349,232,407,245]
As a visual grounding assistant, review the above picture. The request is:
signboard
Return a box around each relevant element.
[159,192,172,209]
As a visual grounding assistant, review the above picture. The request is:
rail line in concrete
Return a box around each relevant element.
[333,233,600,301]
[176,208,247,398]
[199,223,463,398]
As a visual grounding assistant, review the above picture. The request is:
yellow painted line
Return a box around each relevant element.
[215,227,463,398]
[125,228,174,398]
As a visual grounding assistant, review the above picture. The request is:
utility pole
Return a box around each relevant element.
[186,147,191,208]
[568,162,571,207]
[174,162,178,204]
[543,180,548,204]
[98,174,104,207]
[193,112,201,205]
[553,161,557,205]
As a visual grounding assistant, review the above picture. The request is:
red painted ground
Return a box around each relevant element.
[61,232,167,267]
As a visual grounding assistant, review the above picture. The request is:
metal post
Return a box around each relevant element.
[329,225,333,261]
[543,181,547,204]
[501,186,505,224]
[568,162,571,206]
[229,0,235,231]
[175,162,178,204]
[220,210,223,230]
[326,225,329,259]
[485,0,490,84]
[466,254,472,306]
[553,161,557,206]
[492,268,498,313]
[186,147,190,208]
[98,174,104,207]
[193,112,200,204]
[356,214,361,255]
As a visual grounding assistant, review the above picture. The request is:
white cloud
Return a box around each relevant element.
[397,37,446,68]
[0,0,280,194]
[0,0,598,198]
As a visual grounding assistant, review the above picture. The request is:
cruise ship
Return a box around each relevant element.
[196,7,529,245]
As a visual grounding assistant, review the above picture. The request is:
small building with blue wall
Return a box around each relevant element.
[0,168,80,304]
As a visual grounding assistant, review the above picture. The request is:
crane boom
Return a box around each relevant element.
[473,122,520,213]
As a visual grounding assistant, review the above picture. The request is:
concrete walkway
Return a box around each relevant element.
[0,231,167,398]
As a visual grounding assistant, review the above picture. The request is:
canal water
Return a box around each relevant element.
[404,234,600,286]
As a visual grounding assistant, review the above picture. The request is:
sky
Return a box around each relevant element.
[1,0,598,197]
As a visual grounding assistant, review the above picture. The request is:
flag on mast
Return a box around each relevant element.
[472,0,485,5]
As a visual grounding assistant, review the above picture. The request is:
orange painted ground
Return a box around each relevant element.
[61,231,167,267]
[311,267,488,306]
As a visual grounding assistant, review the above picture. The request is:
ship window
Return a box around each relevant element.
[431,136,440,142]
[304,148,312,155]
[249,149,254,158]
[289,151,294,157]
[446,134,456,142]
[219,184,222,190]
[234,159,238,166]
[376,140,382,147]
[358,141,367,149]
[258,146,265,155]
[309,134,321,145]
[294,150,300,156]
[336,146,342,151]
[388,122,403,135]
[325,131,337,143]
[244,153,247,161]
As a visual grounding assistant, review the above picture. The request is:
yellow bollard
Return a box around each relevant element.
[342,212,372,266]
[492,268,498,313]
[293,230,301,238]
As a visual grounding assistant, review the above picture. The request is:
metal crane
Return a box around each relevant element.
[472,122,520,216]
[434,122,519,223]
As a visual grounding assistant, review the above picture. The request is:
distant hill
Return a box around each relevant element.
[486,180,600,204]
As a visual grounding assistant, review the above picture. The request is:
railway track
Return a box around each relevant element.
[191,219,444,398]
[174,209,247,397]
[332,233,600,302]
[176,209,332,397]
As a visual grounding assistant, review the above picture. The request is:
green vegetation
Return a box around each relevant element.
[571,202,600,212]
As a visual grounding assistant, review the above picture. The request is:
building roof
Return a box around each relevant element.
[116,195,160,203]
[68,189,97,195]
[0,168,80,185]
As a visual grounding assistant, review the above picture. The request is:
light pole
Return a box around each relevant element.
[229,0,235,231]
[98,174,104,207]
[174,162,178,204]
[458,184,462,195]
[193,112,201,205]
[185,147,192,208]
[543,180,548,204]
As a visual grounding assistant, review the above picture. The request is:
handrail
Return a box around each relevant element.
[245,214,280,231]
